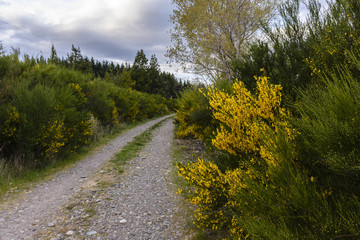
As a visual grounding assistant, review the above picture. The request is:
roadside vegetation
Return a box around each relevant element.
[172,0,360,238]
[0,45,188,197]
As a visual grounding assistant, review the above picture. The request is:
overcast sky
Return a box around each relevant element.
[0,0,197,79]
[0,0,329,81]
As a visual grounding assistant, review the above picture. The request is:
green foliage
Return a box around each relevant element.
[167,0,277,79]
[295,52,360,192]
[231,0,314,99]
[9,81,61,163]
[115,69,135,88]
[231,0,360,100]
[177,62,360,238]
[307,0,360,77]
[110,87,140,122]
[0,52,172,174]
[0,79,92,167]
[0,54,29,105]
[174,0,360,236]
[174,86,215,142]
[82,80,118,125]
[130,49,189,98]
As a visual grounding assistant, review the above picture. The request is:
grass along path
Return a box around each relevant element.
[110,120,166,174]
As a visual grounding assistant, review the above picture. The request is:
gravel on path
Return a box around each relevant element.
[36,117,190,240]
[83,117,187,239]
[0,115,173,240]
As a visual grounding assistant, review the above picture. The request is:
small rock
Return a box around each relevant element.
[120,219,127,224]
[48,222,55,227]
[66,230,75,235]
[99,170,104,173]
[87,230,97,235]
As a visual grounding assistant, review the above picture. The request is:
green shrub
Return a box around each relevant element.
[82,80,119,126]
[0,51,172,177]
[295,52,360,193]
[175,86,214,141]
[110,87,140,122]
[6,80,62,165]
[0,77,94,167]
[0,54,29,105]
[307,0,360,77]
[136,93,169,121]
[19,63,92,92]
[230,0,314,100]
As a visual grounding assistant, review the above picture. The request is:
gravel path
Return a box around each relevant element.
[35,117,190,240]
[0,115,181,240]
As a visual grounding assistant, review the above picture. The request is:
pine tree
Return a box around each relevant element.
[49,44,59,64]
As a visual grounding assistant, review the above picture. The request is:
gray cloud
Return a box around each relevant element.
[2,0,174,65]
[136,0,172,30]
[0,19,12,31]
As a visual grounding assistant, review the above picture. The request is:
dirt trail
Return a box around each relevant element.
[0,115,175,240]
[36,117,190,240]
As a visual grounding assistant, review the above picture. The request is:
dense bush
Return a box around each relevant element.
[231,0,360,101]
[178,73,297,238]
[174,86,213,140]
[178,64,360,238]
[307,0,360,77]
[175,0,360,238]
[0,53,171,171]
[295,52,360,193]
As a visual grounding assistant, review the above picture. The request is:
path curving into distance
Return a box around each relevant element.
[0,115,181,240]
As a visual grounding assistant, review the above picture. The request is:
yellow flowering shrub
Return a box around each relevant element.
[71,83,87,106]
[64,113,93,152]
[38,119,65,158]
[207,74,294,167]
[112,107,119,125]
[1,107,20,142]
[177,159,229,230]
[0,59,171,171]
[178,74,297,238]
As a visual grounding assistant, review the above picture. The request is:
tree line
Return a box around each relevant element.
[34,45,190,99]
